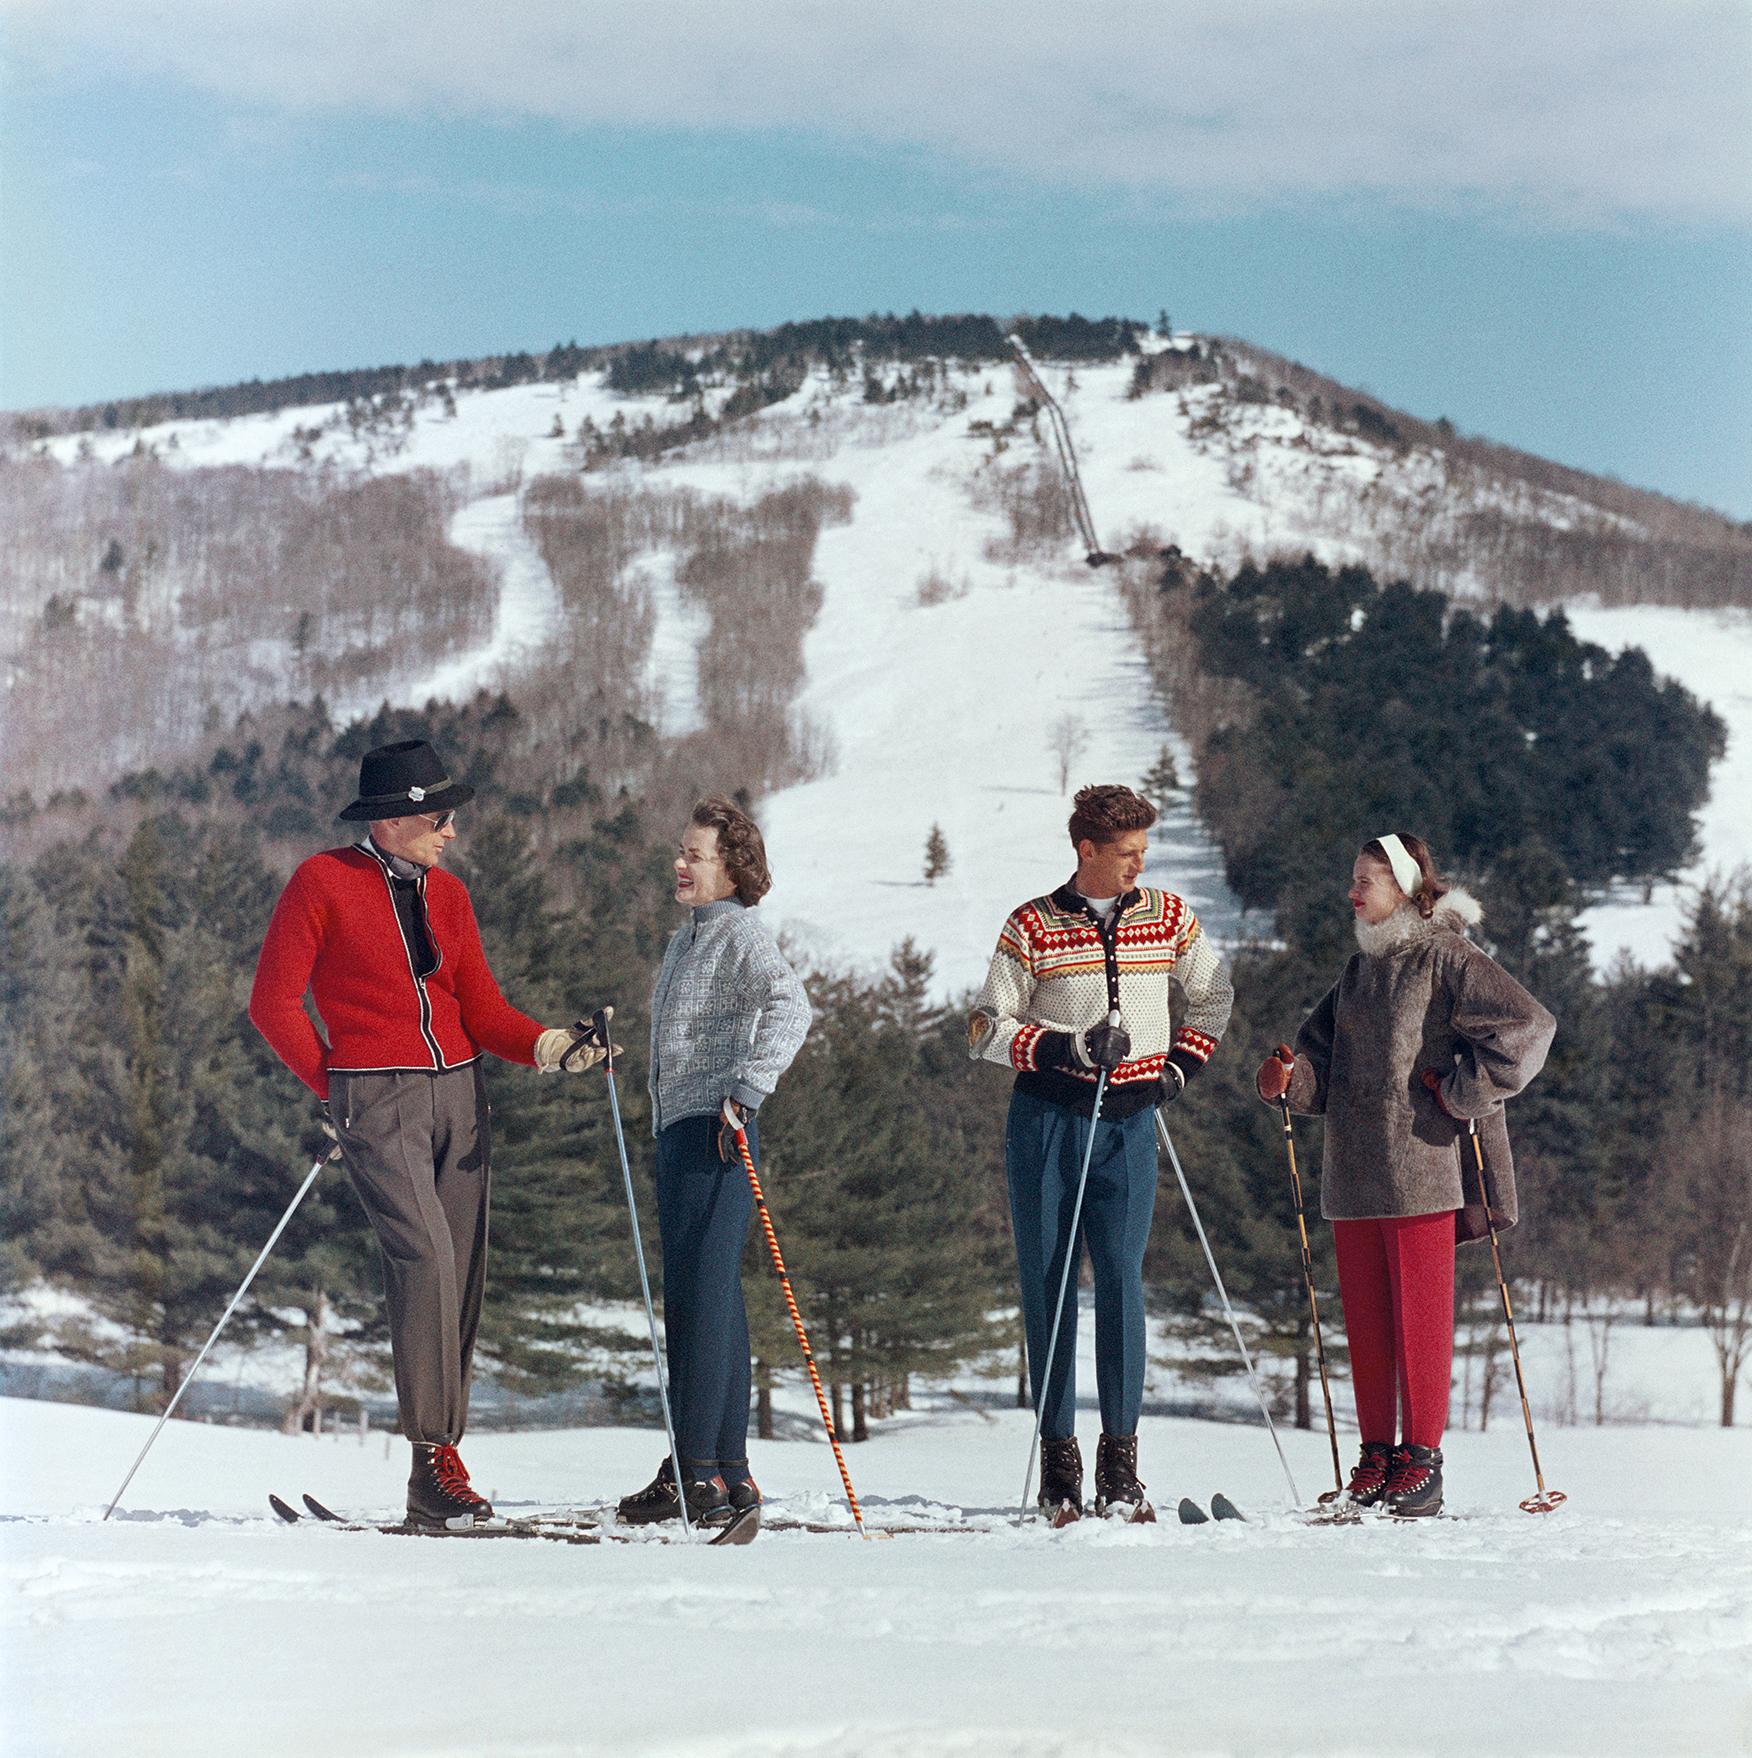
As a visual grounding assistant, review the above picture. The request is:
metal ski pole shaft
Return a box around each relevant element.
[1278,1099,1345,1498]
[104,1147,335,1521]
[730,1127,869,1539]
[595,1013,691,1541]
[1016,1067,1111,1525]
[1155,1112,1301,1508]
[1468,1119,1565,1514]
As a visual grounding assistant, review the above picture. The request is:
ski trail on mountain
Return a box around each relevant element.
[340,490,562,720]
[734,385,1247,995]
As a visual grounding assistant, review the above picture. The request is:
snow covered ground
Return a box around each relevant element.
[6,1390,1752,1758]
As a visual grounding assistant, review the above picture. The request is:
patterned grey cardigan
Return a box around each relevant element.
[648,898,812,1135]
[1285,890,1555,1242]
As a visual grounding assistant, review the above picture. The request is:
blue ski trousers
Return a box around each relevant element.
[1005,1089,1158,1440]
[655,1113,757,1483]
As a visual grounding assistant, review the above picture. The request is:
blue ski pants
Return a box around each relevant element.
[655,1114,757,1482]
[1005,1089,1158,1440]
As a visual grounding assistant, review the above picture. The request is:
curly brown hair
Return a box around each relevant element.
[691,796,773,907]
[1360,832,1451,919]
[1068,783,1158,848]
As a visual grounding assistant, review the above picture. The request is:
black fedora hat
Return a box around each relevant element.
[337,740,476,822]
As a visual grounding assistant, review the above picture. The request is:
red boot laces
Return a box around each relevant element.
[433,1445,488,1507]
[1386,1451,1434,1494]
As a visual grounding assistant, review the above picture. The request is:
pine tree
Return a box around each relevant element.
[923,824,950,885]
[1140,746,1180,802]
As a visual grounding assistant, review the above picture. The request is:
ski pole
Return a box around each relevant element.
[1467,1119,1565,1514]
[594,1009,692,1540]
[729,1124,869,1540]
[1278,1099,1345,1500]
[1155,1112,1301,1508]
[1015,1067,1111,1524]
[104,1144,337,1521]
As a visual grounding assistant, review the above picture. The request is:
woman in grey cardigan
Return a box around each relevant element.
[1257,833,1554,1518]
[617,796,811,1526]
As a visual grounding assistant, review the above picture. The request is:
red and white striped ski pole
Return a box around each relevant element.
[730,1124,869,1540]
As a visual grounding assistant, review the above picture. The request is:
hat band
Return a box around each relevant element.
[356,777,453,807]
[1375,832,1422,898]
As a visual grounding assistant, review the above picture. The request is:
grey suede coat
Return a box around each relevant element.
[1285,890,1555,1242]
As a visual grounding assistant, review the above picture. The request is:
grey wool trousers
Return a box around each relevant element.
[328,1063,491,1445]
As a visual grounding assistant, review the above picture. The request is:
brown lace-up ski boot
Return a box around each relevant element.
[1093,1432,1156,1522]
[1038,1435,1085,1525]
[1383,1444,1444,1518]
[1342,1441,1395,1509]
[406,1443,495,1528]
[615,1456,734,1526]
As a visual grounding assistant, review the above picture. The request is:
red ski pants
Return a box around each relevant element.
[1331,1211,1456,1450]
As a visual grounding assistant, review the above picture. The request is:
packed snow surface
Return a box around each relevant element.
[6,1394,1751,1757]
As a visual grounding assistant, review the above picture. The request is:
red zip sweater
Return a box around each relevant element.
[249,845,543,1100]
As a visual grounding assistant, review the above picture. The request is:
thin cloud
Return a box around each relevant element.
[7,0,1749,226]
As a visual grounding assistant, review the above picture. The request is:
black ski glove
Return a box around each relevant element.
[1074,1020,1131,1072]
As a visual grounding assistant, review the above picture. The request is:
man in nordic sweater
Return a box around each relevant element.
[250,739,609,1527]
[971,783,1233,1520]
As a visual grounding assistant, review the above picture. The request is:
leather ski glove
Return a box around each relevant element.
[535,1006,621,1073]
[717,1097,751,1162]
[1073,1017,1131,1072]
[1256,1044,1295,1102]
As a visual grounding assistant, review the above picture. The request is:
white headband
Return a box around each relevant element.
[1374,833,1422,898]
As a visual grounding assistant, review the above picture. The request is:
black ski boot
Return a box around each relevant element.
[616,1456,733,1526]
[1341,1440,1395,1509]
[406,1443,495,1528]
[1093,1433,1156,1522]
[1038,1435,1085,1524]
[1384,1444,1444,1518]
[723,1475,762,1516]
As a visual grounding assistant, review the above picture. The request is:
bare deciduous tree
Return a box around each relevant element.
[1048,713,1089,795]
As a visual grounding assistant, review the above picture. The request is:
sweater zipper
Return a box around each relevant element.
[370,860,447,1070]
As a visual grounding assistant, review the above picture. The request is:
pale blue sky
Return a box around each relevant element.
[3,2,1748,514]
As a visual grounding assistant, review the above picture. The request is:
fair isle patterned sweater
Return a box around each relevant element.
[973,883,1233,1118]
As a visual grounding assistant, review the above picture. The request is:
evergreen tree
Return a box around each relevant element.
[923,825,950,886]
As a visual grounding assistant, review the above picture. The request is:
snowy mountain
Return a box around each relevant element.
[12,326,1750,982]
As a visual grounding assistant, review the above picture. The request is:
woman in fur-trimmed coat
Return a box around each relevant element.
[1256,833,1555,1517]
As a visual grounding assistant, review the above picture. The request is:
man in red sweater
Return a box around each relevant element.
[251,739,606,1527]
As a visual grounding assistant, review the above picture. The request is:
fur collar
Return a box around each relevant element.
[1354,886,1482,957]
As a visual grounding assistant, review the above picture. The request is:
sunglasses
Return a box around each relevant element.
[415,810,457,831]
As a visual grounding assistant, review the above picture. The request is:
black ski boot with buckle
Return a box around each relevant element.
[616,1456,734,1526]
[406,1442,495,1528]
[1342,1440,1395,1509]
[1384,1443,1444,1518]
[1038,1435,1085,1525]
[1093,1433,1156,1522]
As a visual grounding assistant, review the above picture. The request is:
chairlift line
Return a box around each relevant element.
[1006,334,1118,568]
